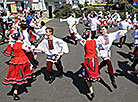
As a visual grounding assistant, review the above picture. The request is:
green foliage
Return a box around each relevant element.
[74,9,82,18]
[84,3,88,7]
[53,4,72,18]
[126,4,138,13]
[78,3,83,8]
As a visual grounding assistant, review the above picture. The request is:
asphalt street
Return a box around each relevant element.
[0,19,138,102]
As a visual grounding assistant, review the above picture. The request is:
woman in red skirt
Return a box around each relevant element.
[72,27,101,99]
[2,32,43,100]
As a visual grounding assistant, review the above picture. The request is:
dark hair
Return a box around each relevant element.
[122,16,127,20]
[45,27,54,35]
[93,14,97,17]
[41,21,45,26]
[21,24,27,30]
[82,30,91,40]
[12,33,20,40]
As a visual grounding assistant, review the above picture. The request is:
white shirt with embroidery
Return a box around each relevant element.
[35,36,69,55]
[97,30,127,60]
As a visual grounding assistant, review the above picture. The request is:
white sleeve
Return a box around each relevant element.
[96,19,101,25]
[95,39,100,48]
[75,33,86,46]
[109,30,128,41]
[60,18,67,22]
[35,39,45,52]
[22,44,35,52]
[8,40,16,47]
[58,39,69,54]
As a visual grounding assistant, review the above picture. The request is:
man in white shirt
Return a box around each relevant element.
[36,27,69,84]
[21,24,39,70]
[119,17,133,48]
[97,26,127,89]
[60,14,80,45]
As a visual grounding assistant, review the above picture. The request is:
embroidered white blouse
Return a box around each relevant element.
[97,30,127,60]
[35,36,69,55]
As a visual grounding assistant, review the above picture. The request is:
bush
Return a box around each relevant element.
[126,4,138,13]
[53,4,72,18]
[84,3,88,7]
[78,3,83,8]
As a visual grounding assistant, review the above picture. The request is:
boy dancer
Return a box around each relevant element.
[35,27,69,84]
[97,26,127,88]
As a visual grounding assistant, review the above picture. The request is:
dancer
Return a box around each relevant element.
[127,22,138,75]
[2,31,43,100]
[60,13,81,45]
[97,26,127,89]
[21,24,39,70]
[119,17,133,48]
[71,26,101,99]
[89,13,100,39]
[35,27,69,84]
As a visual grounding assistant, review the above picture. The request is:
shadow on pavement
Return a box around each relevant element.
[41,67,63,82]
[64,66,92,101]
[112,42,120,48]
[98,78,113,92]
[62,36,76,45]
[7,68,42,96]
[117,51,133,62]
[0,41,8,45]
[7,78,38,96]
[125,42,133,50]
[41,67,50,81]
[115,61,138,85]
[64,63,113,101]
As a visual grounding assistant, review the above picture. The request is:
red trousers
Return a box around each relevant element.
[99,59,113,76]
[46,61,63,75]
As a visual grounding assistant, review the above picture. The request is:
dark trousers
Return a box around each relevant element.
[99,59,113,76]
[46,61,63,75]
[133,47,138,55]
[70,33,76,40]
[131,56,138,71]
[25,52,34,62]
[91,31,96,39]
[120,36,126,44]
[25,51,38,66]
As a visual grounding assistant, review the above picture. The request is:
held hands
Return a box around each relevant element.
[55,52,64,61]
[35,48,45,53]
[97,52,101,58]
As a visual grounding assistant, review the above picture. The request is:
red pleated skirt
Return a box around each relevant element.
[3,62,33,85]
[83,58,100,82]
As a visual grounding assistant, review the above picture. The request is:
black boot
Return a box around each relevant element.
[48,75,55,84]
[13,94,20,101]
[31,59,39,68]
[119,42,122,48]
[74,40,77,45]
[58,71,63,78]
[110,75,117,89]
